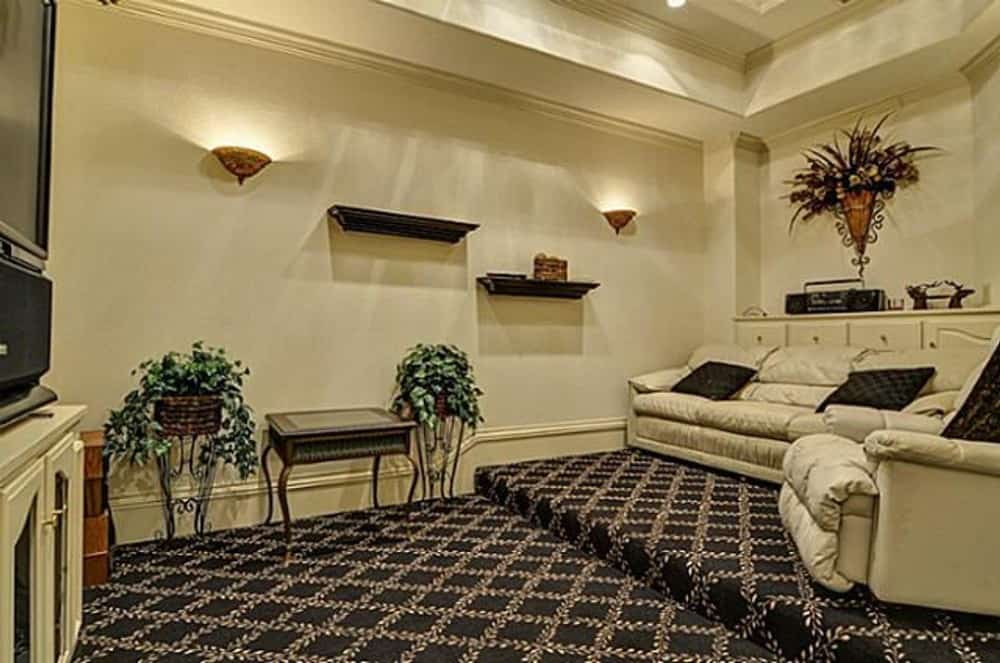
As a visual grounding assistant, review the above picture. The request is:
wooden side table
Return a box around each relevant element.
[262,408,418,554]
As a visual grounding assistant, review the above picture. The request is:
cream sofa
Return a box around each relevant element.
[780,429,1000,616]
[627,343,987,483]
[780,327,1000,615]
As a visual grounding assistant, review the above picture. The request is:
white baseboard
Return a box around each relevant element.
[109,417,625,544]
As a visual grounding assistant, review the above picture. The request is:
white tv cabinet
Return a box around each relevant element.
[1,406,86,663]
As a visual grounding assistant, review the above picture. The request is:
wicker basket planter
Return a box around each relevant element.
[154,395,223,438]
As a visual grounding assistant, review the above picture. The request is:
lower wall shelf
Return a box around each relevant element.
[477,275,600,299]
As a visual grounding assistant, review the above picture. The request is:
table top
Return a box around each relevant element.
[266,407,416,438]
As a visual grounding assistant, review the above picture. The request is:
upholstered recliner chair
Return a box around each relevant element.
[781,330,1000,616]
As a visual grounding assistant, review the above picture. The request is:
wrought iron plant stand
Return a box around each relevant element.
[415,412,465,500]
[153,396,224,540]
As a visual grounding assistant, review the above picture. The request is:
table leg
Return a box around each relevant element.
[405,453,419,504]
[278,464,293,558]
[261,440,275,525]
[371,455,381,508]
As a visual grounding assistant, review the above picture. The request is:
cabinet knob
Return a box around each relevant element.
[812,336,820,344]
[756,335,763,343]
[929,341,938,349]
[880,334,888,344]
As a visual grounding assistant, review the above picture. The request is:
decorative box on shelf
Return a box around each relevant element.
[533,253,568,281]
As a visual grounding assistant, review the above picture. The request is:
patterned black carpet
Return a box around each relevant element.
[74,496,774,662]
[475,449,1000,663]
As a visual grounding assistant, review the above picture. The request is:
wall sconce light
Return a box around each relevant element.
[603,209,637,235]
[211,146,272,185]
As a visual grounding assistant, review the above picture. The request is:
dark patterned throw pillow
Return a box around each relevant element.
[672,362,757,401]
[816,367,936,413]
[943,344,1000,443]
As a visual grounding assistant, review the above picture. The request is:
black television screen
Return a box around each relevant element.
[0,0,55,259]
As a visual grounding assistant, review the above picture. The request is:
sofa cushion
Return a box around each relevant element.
[821,406,944,443]
[817,367,936,413]
[758,346,869,386]
[629,367,691,394]
[738,382,835,409]
[903,390,958,417]
[635,416,789,472]
[782,433,878,531]
[855,348,987,395]
[687,344,775,371]
[672,362,757,401]
[633,392,811,440]
[787,413,828,441]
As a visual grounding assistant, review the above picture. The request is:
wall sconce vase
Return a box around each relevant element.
[603,209,637,235]
[211,146,272,185]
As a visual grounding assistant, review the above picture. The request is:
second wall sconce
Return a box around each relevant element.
[211,146,272,185]
[603,209,637,235]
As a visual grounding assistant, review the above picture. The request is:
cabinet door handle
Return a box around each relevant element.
[43,507,66,529]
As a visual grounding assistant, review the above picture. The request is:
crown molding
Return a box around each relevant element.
[745,0,890,73]
[548,0,745,72]
[75,0,700,151]
[961,33,1000,84]
[760,74,967,147]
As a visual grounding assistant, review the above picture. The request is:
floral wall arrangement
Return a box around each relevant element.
[785,115,939,277]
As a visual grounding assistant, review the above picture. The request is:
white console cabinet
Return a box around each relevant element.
[0,406,86,663]
[735,308,1000,350]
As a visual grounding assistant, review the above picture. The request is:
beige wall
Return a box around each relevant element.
[45,4,706,538]
[971,55,1000,305]
[756,84,979,313]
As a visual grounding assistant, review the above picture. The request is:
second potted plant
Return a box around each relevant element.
[391,343,483,499]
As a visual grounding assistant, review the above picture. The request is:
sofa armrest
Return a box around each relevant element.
[629,367,689,394]
[823,406,944,443]
[864,430,1000,478]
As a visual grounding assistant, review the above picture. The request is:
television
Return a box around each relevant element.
[0,0,57,429]
[0,0,55,260]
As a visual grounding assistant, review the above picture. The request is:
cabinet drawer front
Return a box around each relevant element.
[849,321,922,350]
[788,323,848,346]
[737,323,786,348]
[924,319,1000,350]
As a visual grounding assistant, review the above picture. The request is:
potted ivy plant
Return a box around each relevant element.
[104,341,256,538]
[391,344,483,499]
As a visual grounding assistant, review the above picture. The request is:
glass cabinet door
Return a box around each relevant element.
[1,459,45,663]
[45,435,84,663]
[15,504,35,663]
[51,473,68,662]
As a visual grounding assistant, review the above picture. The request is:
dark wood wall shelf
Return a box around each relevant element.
[477,275,600,299]
[329,205,479,244]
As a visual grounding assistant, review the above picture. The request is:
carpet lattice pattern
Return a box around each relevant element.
[74,496,774,662]
[476,449,1000,663]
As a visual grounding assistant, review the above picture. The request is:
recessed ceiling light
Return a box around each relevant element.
[666,0,687,7]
